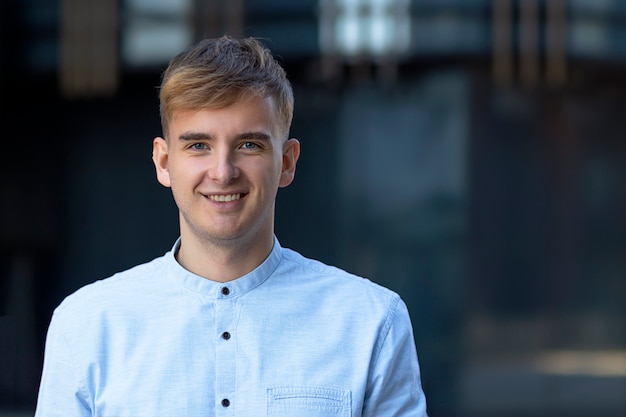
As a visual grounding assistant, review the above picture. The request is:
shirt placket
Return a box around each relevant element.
[215,285,236,416]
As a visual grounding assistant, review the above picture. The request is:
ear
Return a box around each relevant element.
[279,138,300,188]
[152,137,172,188]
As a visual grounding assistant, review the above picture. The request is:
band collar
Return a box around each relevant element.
[166,236,283,298]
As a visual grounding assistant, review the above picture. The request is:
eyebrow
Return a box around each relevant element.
[177,131,271,142]
[238,131,271,141]
[178,131,214,141]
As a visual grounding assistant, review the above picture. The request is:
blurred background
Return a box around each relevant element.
[1,0,625,416]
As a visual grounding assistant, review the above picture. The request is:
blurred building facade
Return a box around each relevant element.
[1,0,625,415]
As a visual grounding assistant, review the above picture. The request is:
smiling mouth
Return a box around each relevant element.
[207,193,242,202]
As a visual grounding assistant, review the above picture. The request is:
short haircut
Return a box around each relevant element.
[159,35,294,139]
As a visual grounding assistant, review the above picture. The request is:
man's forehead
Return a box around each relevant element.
[167,98,283,137]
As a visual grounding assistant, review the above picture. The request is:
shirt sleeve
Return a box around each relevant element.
[35,311,92,416]
[363,295,428,417]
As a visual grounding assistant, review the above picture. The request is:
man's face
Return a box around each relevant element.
[152,96,299,248]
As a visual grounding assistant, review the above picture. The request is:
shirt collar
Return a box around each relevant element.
[165,236,283,298]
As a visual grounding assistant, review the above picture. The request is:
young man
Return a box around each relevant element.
[35,36,428,416]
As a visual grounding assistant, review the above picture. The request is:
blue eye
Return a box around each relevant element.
[241,142,259,150]
[191,143,207,150]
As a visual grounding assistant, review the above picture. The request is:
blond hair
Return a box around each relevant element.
[159,36,294,139]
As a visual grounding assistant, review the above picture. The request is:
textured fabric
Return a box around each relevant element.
[35,237,428,416]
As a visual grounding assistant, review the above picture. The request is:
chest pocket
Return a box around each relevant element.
[267,386,351,417]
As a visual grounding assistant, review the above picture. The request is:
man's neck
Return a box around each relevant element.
[175,233,274,283]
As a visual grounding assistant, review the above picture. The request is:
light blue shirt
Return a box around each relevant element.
[36,237,428,416]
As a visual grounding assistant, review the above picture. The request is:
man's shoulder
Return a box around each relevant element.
[54,253,169,315]
[279,247,400,302]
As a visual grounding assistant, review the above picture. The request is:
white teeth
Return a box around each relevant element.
[209,194,241,202]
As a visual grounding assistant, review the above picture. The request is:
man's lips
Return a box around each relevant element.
[205,193,243,202]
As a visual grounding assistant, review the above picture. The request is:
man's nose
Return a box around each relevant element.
[209,149,239,184]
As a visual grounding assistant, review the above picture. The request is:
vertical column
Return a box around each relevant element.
[224,0,244,37]
[197,0,244,39]
[199,0,221,38]
[546,0,567,88]
[492,0,513,87]
[60,0,84,96]
[519,0,540,88]
[318,0,342,82]
[60,0,118,97]
[91,0,118,94]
